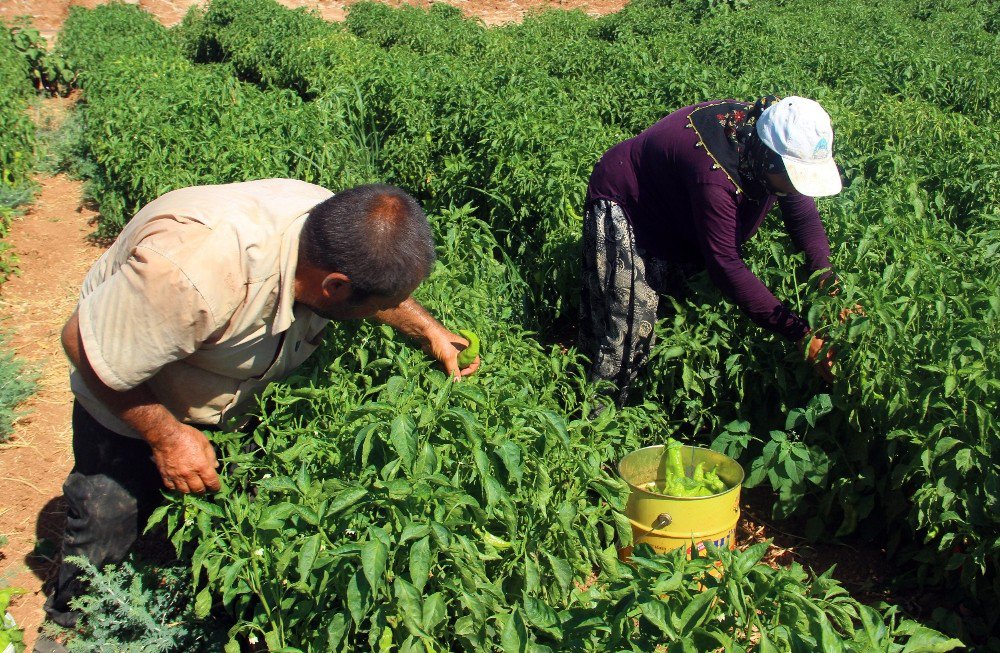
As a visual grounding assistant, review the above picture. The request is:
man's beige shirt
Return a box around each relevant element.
[71,178,334,438]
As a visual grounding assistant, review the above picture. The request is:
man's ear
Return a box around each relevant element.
[321,272,352,303]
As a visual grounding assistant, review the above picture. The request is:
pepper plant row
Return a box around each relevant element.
[0,26,40,444]
[0,26,35,192]
[55,3,379,238]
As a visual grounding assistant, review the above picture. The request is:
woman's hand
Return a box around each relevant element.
[801,334,836,383]
[424,329,481,380]
[839,304,865,322]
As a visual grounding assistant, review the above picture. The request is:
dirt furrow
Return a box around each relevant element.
[0,101,102,644]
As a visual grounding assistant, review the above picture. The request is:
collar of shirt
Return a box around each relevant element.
[273,214,306,335]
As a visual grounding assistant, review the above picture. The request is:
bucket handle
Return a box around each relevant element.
[651,513,672,529]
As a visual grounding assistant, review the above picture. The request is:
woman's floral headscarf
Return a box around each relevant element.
[724,95,785,196]
[689,95,785,199]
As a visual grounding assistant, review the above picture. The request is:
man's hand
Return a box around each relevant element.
[424,329,481,380]
[802,334,836,384]
[146,422,221,494]
[374,298,482,379]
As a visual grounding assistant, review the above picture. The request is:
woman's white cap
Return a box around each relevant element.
[756,96,843,197]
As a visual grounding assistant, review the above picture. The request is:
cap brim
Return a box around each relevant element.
[782,156,842,197]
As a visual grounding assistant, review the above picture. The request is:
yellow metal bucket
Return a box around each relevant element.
[618,445,744,558]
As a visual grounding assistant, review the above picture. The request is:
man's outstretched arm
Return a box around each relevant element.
[374,297,481,379]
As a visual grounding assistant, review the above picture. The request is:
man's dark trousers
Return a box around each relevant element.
[43,401,164,627]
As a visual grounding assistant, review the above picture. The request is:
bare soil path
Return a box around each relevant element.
[0,96,103,649]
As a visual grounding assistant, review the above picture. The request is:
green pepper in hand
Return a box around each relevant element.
[457,329,480,368]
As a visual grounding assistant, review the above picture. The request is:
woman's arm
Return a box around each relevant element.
[690,183,811,342]
[778,194,832,275]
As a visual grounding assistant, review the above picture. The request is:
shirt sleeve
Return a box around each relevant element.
[690,183,810,342]
[777,193,832,274]
[77,244,222,392]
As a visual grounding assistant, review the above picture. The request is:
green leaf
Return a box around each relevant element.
[651,567,684,594]
[953,448,974,473]
[390,413,418,468]
[423,592,447,631]
[326,613,348,650]
[410,536,432,593]
[400,522,430,544]
[734,541,769,576]
[590,476,630,511]
[191,538,211,586]
[933,437,962,457]
[362,537,389,592]
[677,587,717,634]
[220,558,247,606]
[500,608,528,653]
[522,594,561,640]
[144,504,171,533]
[194,586,212,619]
[296,463,312,493]
[639,599,676,636]
[275,542,297,577]
[759,630,781,653]
[257,502,296,531]
[496,441,524,484]
[347,570,370,625]
[662,345,685,360]
[783,455,804,484]
[899,625,964,652]
[378,626,393,653]
[297,533,321,582]
[544,553,573,595]
[612,510,633,547]
[394,577,430,638]
[537,410,570,448]
[524,555,540,594]
[257,475,300,493]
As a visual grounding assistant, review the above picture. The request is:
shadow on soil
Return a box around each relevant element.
[26,494,66,587]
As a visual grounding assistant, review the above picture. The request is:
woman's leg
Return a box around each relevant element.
[579,199,659,405]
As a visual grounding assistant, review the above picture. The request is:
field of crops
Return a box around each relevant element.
[43,0,999,649]
[0,26,38,446]
[0,28,34,194]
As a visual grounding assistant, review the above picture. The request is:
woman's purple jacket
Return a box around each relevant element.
[586,100,833,342]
